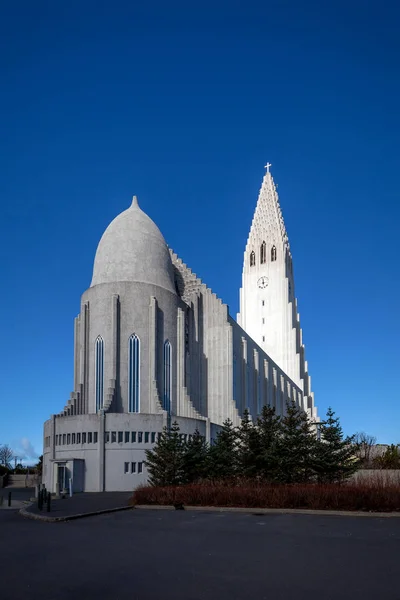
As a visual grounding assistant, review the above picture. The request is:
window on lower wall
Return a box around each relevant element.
[125,431,130,443]
[124,462,129,474]
[77,433,81,444]
[144,432,149,443]
[82,432,86,444]
[88,432,92,443]
[138,432,143,443]
[111,431,116,443]
[131,462,136,473]
[118,431,123,443]
[94,432,98,443]
[151,432,156,443]
[72,433,76,444]
[105,431,110,443]
[63,434,66,445]
[138,462,143,473]
[131,431,136,443]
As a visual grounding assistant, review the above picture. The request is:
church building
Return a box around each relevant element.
[42,166,318,493]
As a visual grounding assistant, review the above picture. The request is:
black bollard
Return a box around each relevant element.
[38,489,43,511]
[47,492,51,512]
[8,492,11,507]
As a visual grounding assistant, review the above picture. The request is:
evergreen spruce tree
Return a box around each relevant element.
[373,444,400,469]
[208,419,239,480]
[254,405,282,481]
[181,429,209,483]
[276,400,317,483]
[145,421,185,486]
[314,407,359,483]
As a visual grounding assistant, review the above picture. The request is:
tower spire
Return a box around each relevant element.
[246,165,289,257]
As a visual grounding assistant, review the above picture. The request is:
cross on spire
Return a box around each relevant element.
[264,162,272,173]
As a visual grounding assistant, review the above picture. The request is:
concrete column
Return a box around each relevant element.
[74,316,80,397]
[254,349,259,415]
[263,359,269,408]
[99,412,106,492]
[176,308,185,417]
[111,294,119,409]
[241,337,247,414]
[79,302,90,414]
[205,417,211,444]
[148,297,158,412]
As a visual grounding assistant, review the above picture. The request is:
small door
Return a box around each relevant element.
[58,465,66,491]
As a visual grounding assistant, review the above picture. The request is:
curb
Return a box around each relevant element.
[19,504,133,523]
[134,505,400,518]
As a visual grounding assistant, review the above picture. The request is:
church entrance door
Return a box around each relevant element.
[57,465,66,492]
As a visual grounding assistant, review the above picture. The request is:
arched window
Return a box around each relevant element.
[260,241,266,264]
[95,336,104,412]
[250,251,256,267]
[163,340,172,414]
[271,245,277,261]
[129,334,140,412]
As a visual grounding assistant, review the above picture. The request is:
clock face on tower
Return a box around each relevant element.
[257,276,269,289]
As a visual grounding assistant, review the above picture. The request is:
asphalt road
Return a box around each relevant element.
[1,508,400,600]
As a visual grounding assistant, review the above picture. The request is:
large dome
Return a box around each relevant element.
[90,196,176,293]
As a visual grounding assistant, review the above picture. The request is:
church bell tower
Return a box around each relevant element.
[237,165,305,392]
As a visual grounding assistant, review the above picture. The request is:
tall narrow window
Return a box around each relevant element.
[95,336,104,412]
[250,251,256,267]
[163,340,172,413]
[128,334,140,412]
[271,245,277,261]
[260,241,266,264]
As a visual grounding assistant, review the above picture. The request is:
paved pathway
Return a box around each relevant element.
[24,491,132,519]
[0,487,34,510]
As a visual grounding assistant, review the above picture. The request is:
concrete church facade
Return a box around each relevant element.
[42,166,318,493]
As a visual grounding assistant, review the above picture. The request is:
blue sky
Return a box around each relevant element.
[1,0,399,462]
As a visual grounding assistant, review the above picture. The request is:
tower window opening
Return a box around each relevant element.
[271,245,277,261]
[260,241,266,264]
[95,336,104,412]
[163,340,172,414]
[129,334,140,413]
[250,251,256,267]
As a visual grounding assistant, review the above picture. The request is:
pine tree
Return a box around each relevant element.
[182,429,209,483]
[254,405,282,481]
[373,444,400,469]
[145,421,185,486]
[314,407,359,483]
[208,419,239,480]
[276,400,317,483]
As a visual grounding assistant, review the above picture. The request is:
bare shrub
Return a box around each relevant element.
[131,479,400,513]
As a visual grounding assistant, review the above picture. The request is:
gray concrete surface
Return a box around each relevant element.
[24,491,132,519]
[0,487,34,507]
[1,509,400,600]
